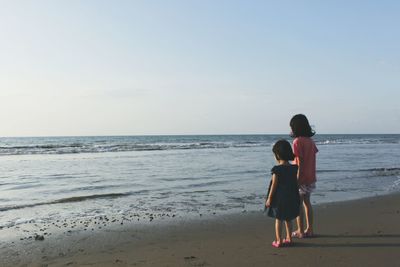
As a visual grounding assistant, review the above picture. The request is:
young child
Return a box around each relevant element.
[290,114,318,238]
[266,139,300,248]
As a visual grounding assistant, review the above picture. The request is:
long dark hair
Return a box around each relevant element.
[290,114,315,137]
[272,139,295,161]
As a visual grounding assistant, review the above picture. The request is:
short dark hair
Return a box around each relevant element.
[290,114,315,137]
[272,139,295,161]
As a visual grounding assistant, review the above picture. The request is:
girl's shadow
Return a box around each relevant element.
[294,233,400,248]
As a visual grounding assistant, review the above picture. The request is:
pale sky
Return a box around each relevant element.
[0,0,399,136]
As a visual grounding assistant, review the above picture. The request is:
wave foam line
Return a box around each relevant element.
[0,192,133,212]
[318,167,400,173]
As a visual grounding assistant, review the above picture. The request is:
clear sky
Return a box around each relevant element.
[1,0,399,136]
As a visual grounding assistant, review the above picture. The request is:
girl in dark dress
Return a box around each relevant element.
[266,139,300,248]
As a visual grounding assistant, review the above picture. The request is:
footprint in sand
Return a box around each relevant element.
[184,256,210,267]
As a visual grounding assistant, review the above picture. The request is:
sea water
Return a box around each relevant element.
[0,135,399,231]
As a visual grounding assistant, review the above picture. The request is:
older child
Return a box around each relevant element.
[266,139,300,248]
[290,114,318,238]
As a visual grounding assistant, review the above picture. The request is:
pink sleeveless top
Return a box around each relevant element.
[293,137,318,185]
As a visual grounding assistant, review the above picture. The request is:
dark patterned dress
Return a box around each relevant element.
[266,165,300,220]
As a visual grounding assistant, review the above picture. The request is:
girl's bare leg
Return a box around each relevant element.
[294,194,304,237]
[275,219,282,242]
[303,194,314,235]
[284,220,292,241]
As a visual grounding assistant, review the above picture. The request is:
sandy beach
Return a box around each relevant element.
[1,192,399,267]
[2,0,400,266]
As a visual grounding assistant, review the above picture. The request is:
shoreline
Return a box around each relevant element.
[1,189,397,242]
[1,192,400,266]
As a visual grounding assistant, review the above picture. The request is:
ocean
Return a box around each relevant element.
[0,134,399,235]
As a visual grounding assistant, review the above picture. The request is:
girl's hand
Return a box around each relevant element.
[266,174,277,208]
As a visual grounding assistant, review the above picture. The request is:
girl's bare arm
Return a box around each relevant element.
[266,174,278,207]
[296,156,303,180]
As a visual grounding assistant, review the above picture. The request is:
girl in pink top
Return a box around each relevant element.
[290,114,318,238]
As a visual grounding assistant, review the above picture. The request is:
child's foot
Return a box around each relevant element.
[291,231,304,238]
[282,238,293,246]
[271,241,281,248]
[303,230,314,238]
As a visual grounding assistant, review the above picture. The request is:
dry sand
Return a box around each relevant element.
[1,193,400,267]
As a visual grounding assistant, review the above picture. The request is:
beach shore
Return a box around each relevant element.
[1,193,400,267]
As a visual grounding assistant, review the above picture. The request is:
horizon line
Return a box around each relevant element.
[0,133,399,138]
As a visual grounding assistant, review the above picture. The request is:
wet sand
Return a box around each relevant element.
[1,193,400,267]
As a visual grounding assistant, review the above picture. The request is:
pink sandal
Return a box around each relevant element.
[271,241,281,248]
[282,238,292,246]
